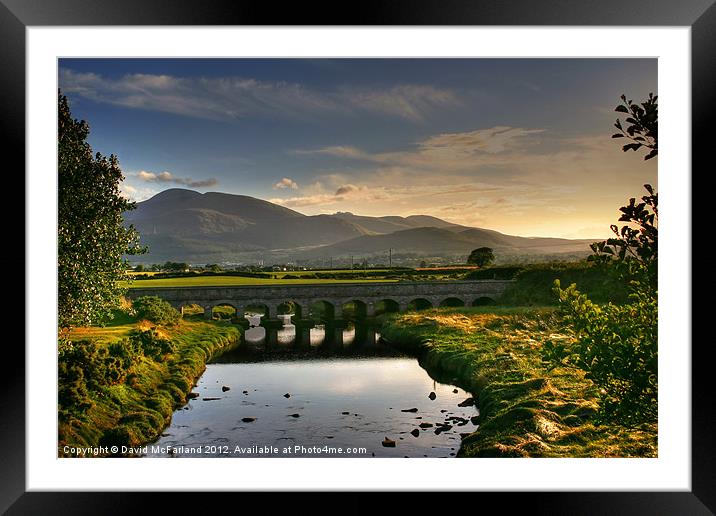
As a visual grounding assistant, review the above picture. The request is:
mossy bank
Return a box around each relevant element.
[379,307,657,457]
[59,317,240,456]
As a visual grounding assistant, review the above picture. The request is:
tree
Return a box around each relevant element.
[612,92,658,161]
[542,93,658,426]
[58,92,144,329]
[467,247,495,267]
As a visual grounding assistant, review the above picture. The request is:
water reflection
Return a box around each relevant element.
[151,311,481,458]
[238,312,381,355]
[146,355,478,458]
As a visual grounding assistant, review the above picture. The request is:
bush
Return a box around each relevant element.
[543,280,657,425]
[130,328,176,359]
[132,296,181,325]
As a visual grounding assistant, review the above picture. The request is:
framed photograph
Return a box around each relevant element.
[6,0,711,512]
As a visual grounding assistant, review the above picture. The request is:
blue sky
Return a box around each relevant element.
[59,58,657,238]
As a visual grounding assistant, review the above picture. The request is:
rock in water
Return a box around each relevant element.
[471,415,480,425]
[187,392,200,399]
[401,408,419,413]
[457,397,475,407]
[453,389,459,393]
[419,422,433,428]
[202,397,221,401]
[382,437,396,447]
[428,392,436,400]
[410,429,420,437]
[222,386,230,392]
[283,393,291,398]
[241,417,256,423]
[289,413,300,418]
[341,411,350,415]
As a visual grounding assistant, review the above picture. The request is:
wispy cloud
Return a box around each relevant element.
[282,125,656,238]
[418,126,545,155]
[59,69,460,122]
[273,177,299,190]
[340,85,459,122]
[135,170,218,188]
[295,126,546,173]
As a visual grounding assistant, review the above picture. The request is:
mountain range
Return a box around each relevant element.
[124,188,596,264]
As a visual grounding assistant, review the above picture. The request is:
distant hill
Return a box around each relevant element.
[124,188,595,263]
[296,226,595,260]
[332,212,464,234]
[124,189,369,262]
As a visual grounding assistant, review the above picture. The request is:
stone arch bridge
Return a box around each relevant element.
[126,280,513,320]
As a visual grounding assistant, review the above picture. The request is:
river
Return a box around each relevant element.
[145,314,479,458]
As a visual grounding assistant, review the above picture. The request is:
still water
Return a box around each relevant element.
[146,314,479,458]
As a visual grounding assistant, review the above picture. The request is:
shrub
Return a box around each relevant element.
[130,328,176,359]
[132,296,181,325]
[59,339,133,392]
[542,280,657,425]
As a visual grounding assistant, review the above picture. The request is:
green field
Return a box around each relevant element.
[122,276,398,288]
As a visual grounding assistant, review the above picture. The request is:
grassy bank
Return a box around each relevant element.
[379,307,656,457]
[60,317,240,455]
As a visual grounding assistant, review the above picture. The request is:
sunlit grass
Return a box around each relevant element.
[59,316,240,454]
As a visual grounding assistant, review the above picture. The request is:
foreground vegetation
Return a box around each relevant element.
[59,312,239,455]
[379,307,657,457]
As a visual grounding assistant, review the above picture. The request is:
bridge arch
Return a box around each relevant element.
[177,301,204,317]
[277,300,303,319]
[245,302,271,318]
[439,297,466,308]
[407,298,433,311]
[210,300,237,320]
[374,299,400,316]
[341,299,368,320]
[472,296,497,306]
[308,300,336,321]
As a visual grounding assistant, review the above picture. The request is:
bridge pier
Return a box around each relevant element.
[297,326,312,349]
[270,303,283,319]
[366,302,375,317]
[363,326,377,347]
[332,326,344,348]
[266,327,278,349]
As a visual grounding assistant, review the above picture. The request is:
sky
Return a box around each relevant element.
[58,58,657,239]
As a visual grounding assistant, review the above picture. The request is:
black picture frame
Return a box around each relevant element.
[3,1,710,513]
